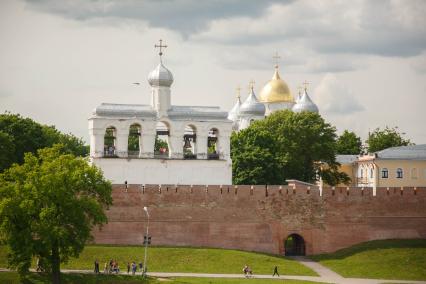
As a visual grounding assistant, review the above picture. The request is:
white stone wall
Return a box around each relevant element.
[91,157,232,185]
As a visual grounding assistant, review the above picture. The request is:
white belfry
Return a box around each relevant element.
[88,40,232,185]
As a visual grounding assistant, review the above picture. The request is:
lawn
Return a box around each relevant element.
[311,239,426,281]
[0,245,316,276]
[0,272,326,284]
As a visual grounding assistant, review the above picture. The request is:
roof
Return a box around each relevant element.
[167,105,229,121]
[92,103,229,121]
[336,155,358,164]
[375,144,426,160]
[93,103,156,117]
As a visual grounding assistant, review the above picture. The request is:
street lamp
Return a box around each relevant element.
[143,206,150,277]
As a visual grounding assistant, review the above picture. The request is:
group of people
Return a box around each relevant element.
[94,259,145,275]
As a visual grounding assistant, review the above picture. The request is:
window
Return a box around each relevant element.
[359,167,364,178]
[381,168,388,178]
[411,168,417,179]
[370,168,374,178]
[396,168,403,179]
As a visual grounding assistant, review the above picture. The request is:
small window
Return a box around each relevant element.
[396,168,403,179]
[370,168,374,178]
[411,168,417,179]
[381,168,388,179]
[359,168,364,178]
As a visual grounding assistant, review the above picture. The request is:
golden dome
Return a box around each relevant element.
[259,67,294,103]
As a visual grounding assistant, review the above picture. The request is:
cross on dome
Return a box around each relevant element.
[302,80,309,91]
[155,39,168,60]
[236,86,241,99]
[249,80,255,92]
[272,51,281,68]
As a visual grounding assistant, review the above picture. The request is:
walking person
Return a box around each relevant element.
[132,262,137,275]
[273,265,280,277]
[125,180,128,192]
[127,262,130,274]
[139,261,143,274]
[94,259,99,274]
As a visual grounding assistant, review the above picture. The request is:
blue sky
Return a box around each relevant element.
[1,0,425,143]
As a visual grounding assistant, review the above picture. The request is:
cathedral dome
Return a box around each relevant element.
[148,62,174,87]
[259,67,294,103]
[292,88,319,113]
[227,93,242,122]
[240,88,265,116]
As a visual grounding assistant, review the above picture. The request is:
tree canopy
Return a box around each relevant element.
[0,145,112,283]
[0,112,89,172]
[335,130,362,155]
[366,126,412,153]
[231,110,350,186]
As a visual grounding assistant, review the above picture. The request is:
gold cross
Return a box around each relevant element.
[302,80,309,91]
[249,80,255,92]
[155,39,168,57]
[236,86,241,99]
[272,51,281,67]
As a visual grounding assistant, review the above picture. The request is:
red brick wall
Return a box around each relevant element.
[92,185,426,255]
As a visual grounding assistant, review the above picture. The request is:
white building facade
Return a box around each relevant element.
[89,44,232,185]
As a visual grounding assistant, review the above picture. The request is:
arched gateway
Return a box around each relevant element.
[284,234,306,256]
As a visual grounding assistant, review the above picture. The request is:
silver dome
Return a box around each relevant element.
[239,89,266,116]
[148,62,174,87]
[292,89,319,113]
[227,97,241,121]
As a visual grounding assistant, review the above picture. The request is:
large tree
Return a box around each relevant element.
[231,110,350,185]
[0,145,112,283]
[335,130,362,155]
[366,126,412,153]
[0,112,89,172]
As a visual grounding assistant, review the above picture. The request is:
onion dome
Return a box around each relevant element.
[228,88,242,121]
[259,66,294,103]
[292,88,319,113]
[240,86,266,116]
[148,62,174,87]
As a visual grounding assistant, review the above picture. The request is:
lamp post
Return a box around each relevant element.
[143,206,150,277]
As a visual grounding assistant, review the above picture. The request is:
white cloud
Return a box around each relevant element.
[314,74,364,115]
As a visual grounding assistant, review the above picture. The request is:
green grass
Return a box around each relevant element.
[0,272,326,284]
[0,245,315,276]
[311,239,426,280]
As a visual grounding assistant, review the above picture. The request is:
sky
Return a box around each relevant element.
[1,0,425,144]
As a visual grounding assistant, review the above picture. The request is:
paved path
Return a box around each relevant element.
[2,267,426,284]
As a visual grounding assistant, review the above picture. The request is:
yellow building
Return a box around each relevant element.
[337,145,426,188]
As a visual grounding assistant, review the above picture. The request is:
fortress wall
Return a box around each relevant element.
[93,185,426,255]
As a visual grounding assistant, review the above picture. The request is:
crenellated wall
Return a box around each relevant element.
[93,184,426,255]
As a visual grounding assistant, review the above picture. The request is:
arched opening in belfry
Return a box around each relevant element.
[128,123,142,157]
[104,126,117,157]
[284,234,306,256]
[183,125,197,159]
[155,121,170,158]
[208,128,219,160]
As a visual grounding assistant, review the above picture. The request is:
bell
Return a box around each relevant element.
[184,138,192,149]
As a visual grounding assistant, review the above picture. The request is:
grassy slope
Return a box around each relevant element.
[0,245,315,276]
[0,272,326,284]
[311,239,426,280]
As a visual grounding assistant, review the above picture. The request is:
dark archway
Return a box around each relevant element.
[284,234,306,256]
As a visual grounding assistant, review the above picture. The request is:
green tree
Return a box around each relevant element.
[335,130,362,155]
[231,127,283,184]
[231,110,349,185]
[0,112,89,172]
[0,131,15,171]
[366,126,412,153]
[0,145,112,283]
